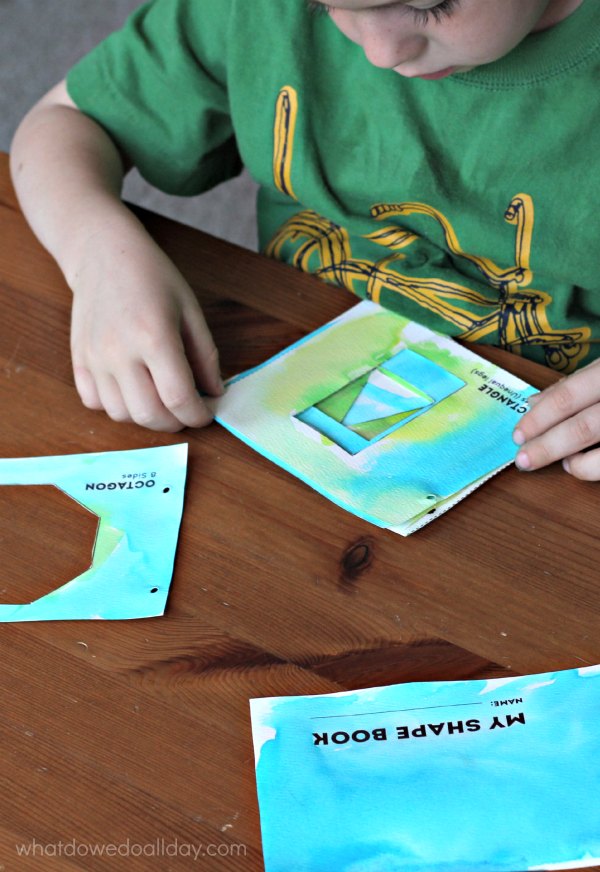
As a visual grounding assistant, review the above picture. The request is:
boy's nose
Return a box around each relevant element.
[357,20,426,69]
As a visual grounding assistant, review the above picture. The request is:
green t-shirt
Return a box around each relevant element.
[66,0,600,373]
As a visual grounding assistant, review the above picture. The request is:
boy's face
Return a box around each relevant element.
[311,0,582,79]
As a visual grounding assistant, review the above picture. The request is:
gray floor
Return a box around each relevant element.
[1,0,259,249]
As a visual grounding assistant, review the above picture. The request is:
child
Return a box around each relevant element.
[10,0,600,479]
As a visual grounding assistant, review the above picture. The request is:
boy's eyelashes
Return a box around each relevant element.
[307,1,331,14]
[406,0,461,25]
[306,0,461,25]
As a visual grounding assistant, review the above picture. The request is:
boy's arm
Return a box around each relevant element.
[10,80,223,432]
[512,360,600,480]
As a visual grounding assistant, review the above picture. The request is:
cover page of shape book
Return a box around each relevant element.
[215,301,536,534]
[250,666,600,872]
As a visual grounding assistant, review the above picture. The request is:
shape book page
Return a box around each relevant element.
[215,301,535,534]
[0,444,187,621]
[250,665,600,872]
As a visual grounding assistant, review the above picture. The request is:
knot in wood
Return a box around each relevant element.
[340,537,375,587]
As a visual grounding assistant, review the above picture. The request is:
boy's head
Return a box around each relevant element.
[309,0,583,78]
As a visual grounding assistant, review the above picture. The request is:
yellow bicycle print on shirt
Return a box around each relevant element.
[267,86,590,374]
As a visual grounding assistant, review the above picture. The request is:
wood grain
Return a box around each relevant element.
[0,484,98,604]
[0,153,598,871]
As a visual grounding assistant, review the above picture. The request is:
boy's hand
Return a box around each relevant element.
[69,225,223,432]
[512,359,600,480]
[10,81,222,432]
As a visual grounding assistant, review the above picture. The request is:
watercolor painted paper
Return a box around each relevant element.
[0,444,187,621]
[215,301,536,534]
[251,665,600,872]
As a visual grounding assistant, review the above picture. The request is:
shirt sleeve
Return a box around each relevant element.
[66,0,241,196]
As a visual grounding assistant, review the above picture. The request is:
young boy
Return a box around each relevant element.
[10,0,600,479]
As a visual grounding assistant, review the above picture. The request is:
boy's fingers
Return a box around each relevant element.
[95,374,132,424]
[117,363,186,432]
[181,306,224,397]
[147,343,214,429]
[515,365,600,442]
[563,448,600,482]
[515,405,600,471]
[73,364,103,410]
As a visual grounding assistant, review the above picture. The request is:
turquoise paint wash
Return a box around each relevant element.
[215,302,536,534]
[0,445,187,621]
[251,666,600,871]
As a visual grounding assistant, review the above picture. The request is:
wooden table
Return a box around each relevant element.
[0,151,598,871]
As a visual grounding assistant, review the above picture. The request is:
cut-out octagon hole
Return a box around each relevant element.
[0,485,99,605]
